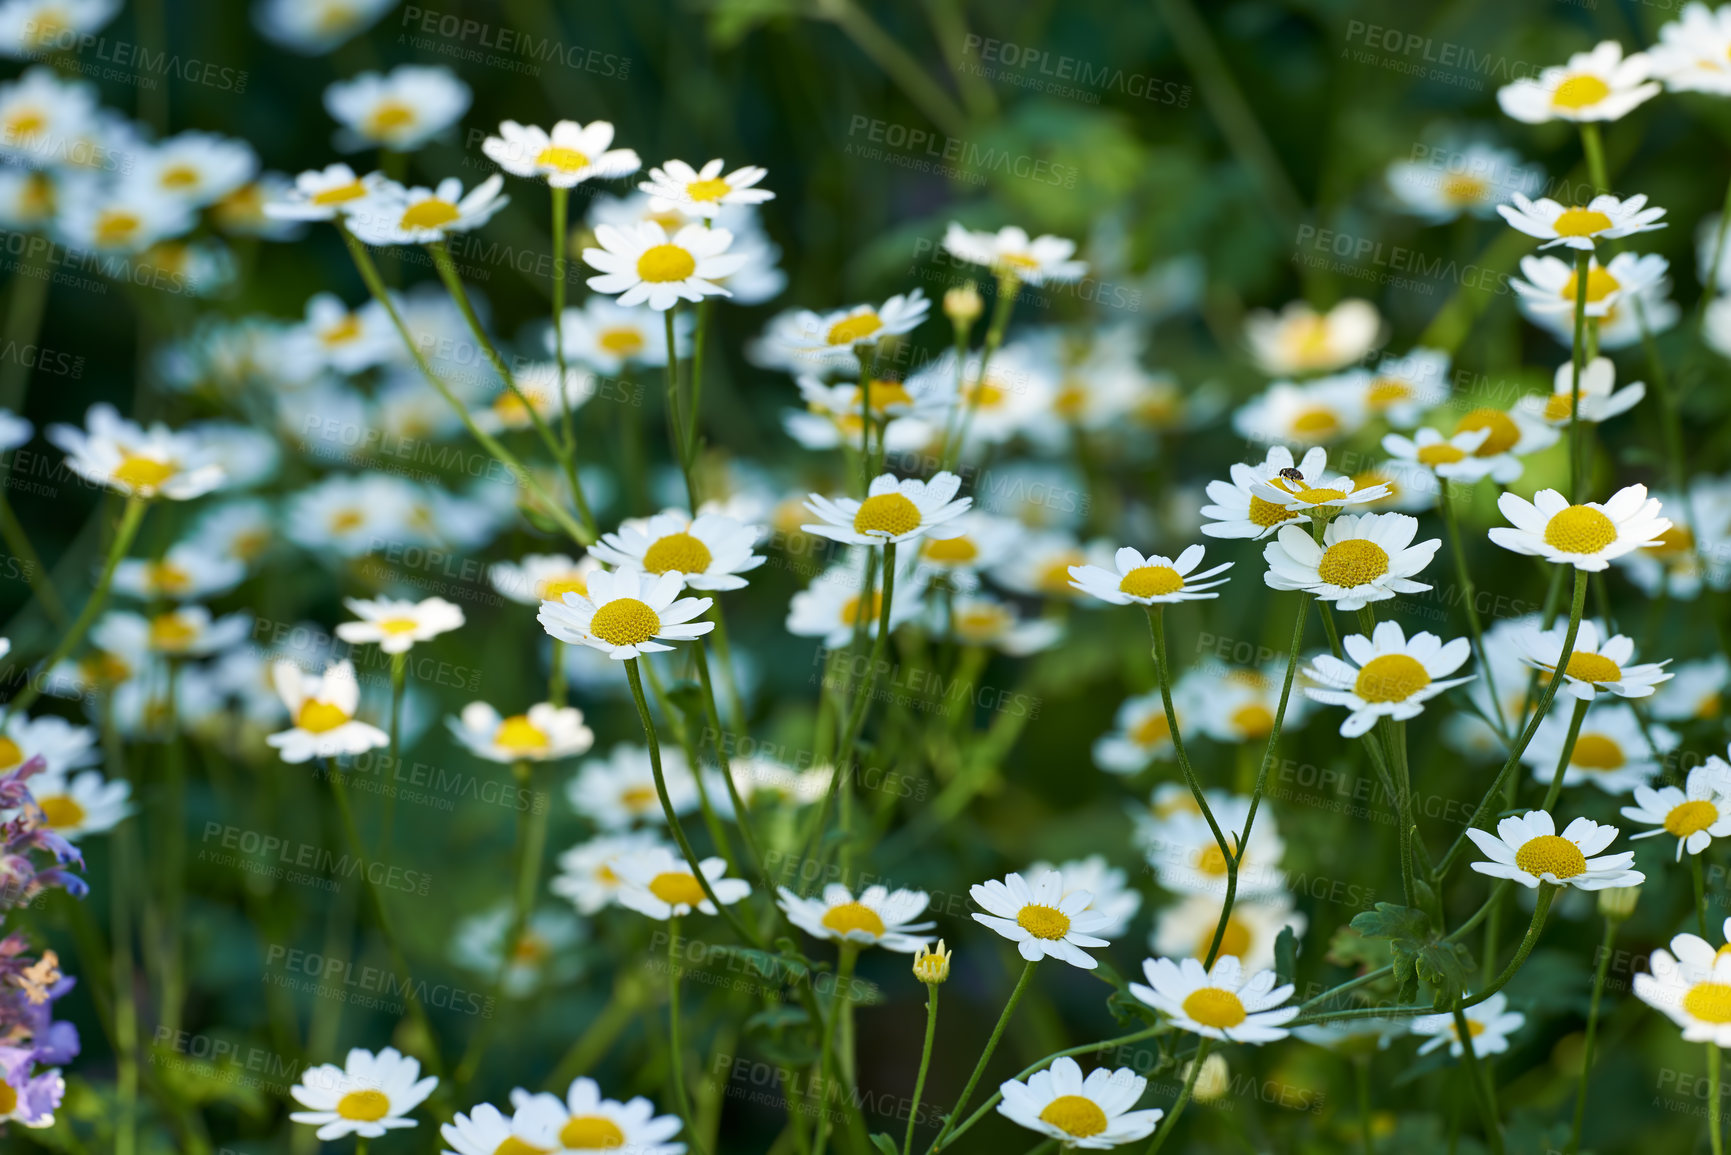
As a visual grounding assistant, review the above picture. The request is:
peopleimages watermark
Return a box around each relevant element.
[959,35,1192,107]
[844,115,1077,189]
[23,22,248,92]
[399,5,630,80]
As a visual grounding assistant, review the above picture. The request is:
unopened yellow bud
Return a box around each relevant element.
[944,283,983,326]
[913,939,951,984]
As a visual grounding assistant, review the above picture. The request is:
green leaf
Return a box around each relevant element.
[1106,987,1157,1028]
[869,1134,900,1155]
[1351,903,1472,1007]
[1274,925,1299,987]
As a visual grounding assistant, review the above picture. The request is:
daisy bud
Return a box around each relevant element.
[1598,885,1640,921]
[1186,1053,1230,1103]
[913,939,951,984]
[944,283,983,326]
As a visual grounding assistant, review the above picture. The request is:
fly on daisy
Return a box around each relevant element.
[1200,446,1318,539]
[1465,809,1644,890]
[1488,484,1671,571]
[1245,448,1390,519]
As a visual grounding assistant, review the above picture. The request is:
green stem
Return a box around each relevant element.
[1539,697,1591,813]
[928,960,1037,1152]
[693,638,770,891]
[1142,1038,1211,1155]
[1701,170,1731,327]
[688,300,711,477]
[1579,122,1609,194]
[1354,1057,1374,1155]
[0,239,51,411]
[1463,884,1556,1009]
[666,917,706,1155]
[664,305,698,507]
[1438,478,1506,738]
[821,0,970,138]
[1695,854,1711,938]
[1455,1002,1504,1155]
[1710,1044,1725,1155]
[904,986,940,1155]
[379,650,407,854]
[550,185,576,459]
[1568,248,1591,502]
[941,277,1016,472]
[0,485,64,625]
[1566,914,1620,1154]
[811,944,859,1155]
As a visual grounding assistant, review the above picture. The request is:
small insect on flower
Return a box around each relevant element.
[776,884,935,952]
[640,157,774,218]
[1497,192,1666,251]
[995,1056,1164,1149]
[1410,993,1526,1058]
[288,1045,437,1141]
[482,119,641,187]
[1069,544,1233,606]
[1246,446,1390,518]
[1303,620,1475,738]
[335,595,465,655]
[1497,40,1660,124]
[265,660,389,764]
[611,846,751,920]
[1200,446,1319,540]
[971,869,1114,969]
[1129,955,1299,1043]
[1465,809,1645,890]
[803,471,972,547]
[539,568,715,661]
[1262,511,1439,611]
[1488,484,1672,571]
[1621,763,1731,860]
[583,220,746,311]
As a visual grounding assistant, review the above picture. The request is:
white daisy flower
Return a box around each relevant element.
[1385,140,1543,224]
[1489,484,1671,571]
[1634,919,1731,1045]
[583,220,745,311]
[15,768,130,840]
[1621,763,1731,860]
[589,510,766,592]
[785,554,928,648]
[1069,544,1232,606]
[1498,192,1666,251]
[1514,618,1672,701]
[906,343,1058,449]
[54,179,195,255]
[782,376,933,454]
[1380,427,1499,482]
[482,119,640,187]
[264,164,382,223]
[941,222,1087,284]
[284,473,416,558]
[1522,702,1676,796]
[1410,992,1526,1058]
[1361,347,1451,426]
[0,713,97,777]
[1567,279,1680,351]
[289,1046,436,1141]
[970,869,1113,969]
[1144,805,1287,899]
[1199,446,1317,540]
[943,594,1062,656]
[1497,41,1660,124]
[113,547,244,602]
[510,1077,686,1154]
[448,701,593,764]
[1650,3,1731,94]
[1244,299,1381,377]
[1093,690,1182,774]
[1303,620,1474,738]
[449,904,585,998]
[47,402,225,500]
[256,0,395,54]
[776,884,934,952]
[551,831,670,914]
[539,567,714,661]
[612,846,751,920]
[133,131,256,209]
[1151,893,1305,974]
[0,0,117,57]
[1186,661,1311,744]
[769,290,931,368]
[1650,655,1730,722]
[0,66,98,168]
[334,596,464,655]
[991,531,1114,599]
[995,1057,1163,1149]
[93,606,250,659]
[1347,458,1443,514]
[1129,955,1299,1043]
[911,511,1019,589]
[640,157,772,219]
[1245,446,1390,517]
[567,743,698,830]
[1023,855,1143,939]
[1262,511,1439,611]
[439,1101,560,1155]
[803,471,971,547]
[286,291,397,375]
[1521,356,1644,428]
[1512,251,1670,319]
[1466,809,1644,890]
[265,659,388,764]
[346,175,508,246]
[553,298,687,374]
[491,553,602,608]
[323,65,470,152]
[1232,378,1368,447]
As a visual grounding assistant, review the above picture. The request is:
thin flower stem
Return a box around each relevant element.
[339,227,593,546]
[1695,853,1710,938]
[623,658,762,949]
[1568,248,1591,502]
[550,185,574,449]
[1438,478,1507,738]
[8,494,146,717]
[0,485,64,624]
[1437,567,1589,879]
[688,299,712,470]
[810,944,859,1155]
[692,638,771,891]
[941,275,1017,472]
[1354,1057,1374,1155]
[822,0,969,138]
[928,959,1037,1153]
[1462,883,1556,1009]
[1454,1002,1504,1155]
[666,917,708,1155]
[549,638,567,707]
[1710,1044,1725,1155]
[665,305,699,506]
[1142,1037,1211,1155]
[1565,913,1621,1154]
[378,650,408,854]
[903,985,940,1155]
[1539,697,1591,814]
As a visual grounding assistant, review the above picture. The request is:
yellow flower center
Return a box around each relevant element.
[1354,654,1432,703]
[1119,565,1184,598]
[1416,443,1466,466]
[365,101,417,137]
[1513,834,1587,879]
[641,532,713,575]
[827,312,884,346]
[955,606,1010,641]
[377,617,421,636]
[4,109,45,140]
[1440,174,1488,204]
[820,901,886,938]
[494,715,550,753]
[561,1116,627,1148]
[1317,539,1390,588]
[296,700,351,734]
[335,1089,392,1122]
[1552,74,1611,110]
[1455,408,1519,456]
[1284,316,1335,366]
[539,574,589,601]
[1561,266,1620,304]
[1684,983,1731,1024]
[149,612,198,652]
[112,453,176,491]
[864,379,913,414]
[1195,843,1231,876]
[1037,1095,1108,1138]
[620,785,657,813]
[1038,552,1084,594]
[923,536,978,564]
[648,871,708,906]
[37,795,85,829]
[588,598,662,647]
[1652,525,1695,557]
[1199,916,1252,961]
[1542,393,1579,423]
[0,1080,14,1116]
[1542,505,1618,555]
[636,243,697,283]
[0,736,22,770]
[94,209,141,247]
[1552,208,1614,237]
[1182,987,1248,1029]
[400,198,460,230]
[1016,903,1071,940]
[1666,800,1720,838]
[1367,378,1412,408]
[1569,734,1624,770]
[1248,495,1297,529]
[495,1135,553,1155]
[1230,704,1275,738]
[535,146,590,173]
[312,179,368,206]
[838,592,881,627]
[1561,652,1622,685]
[685,177,732,202]
[330,509,365,533]
[1290,406,1340,439]
[852,492,922,537]
[597,326,644,356]
[1131,711,1171,747]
